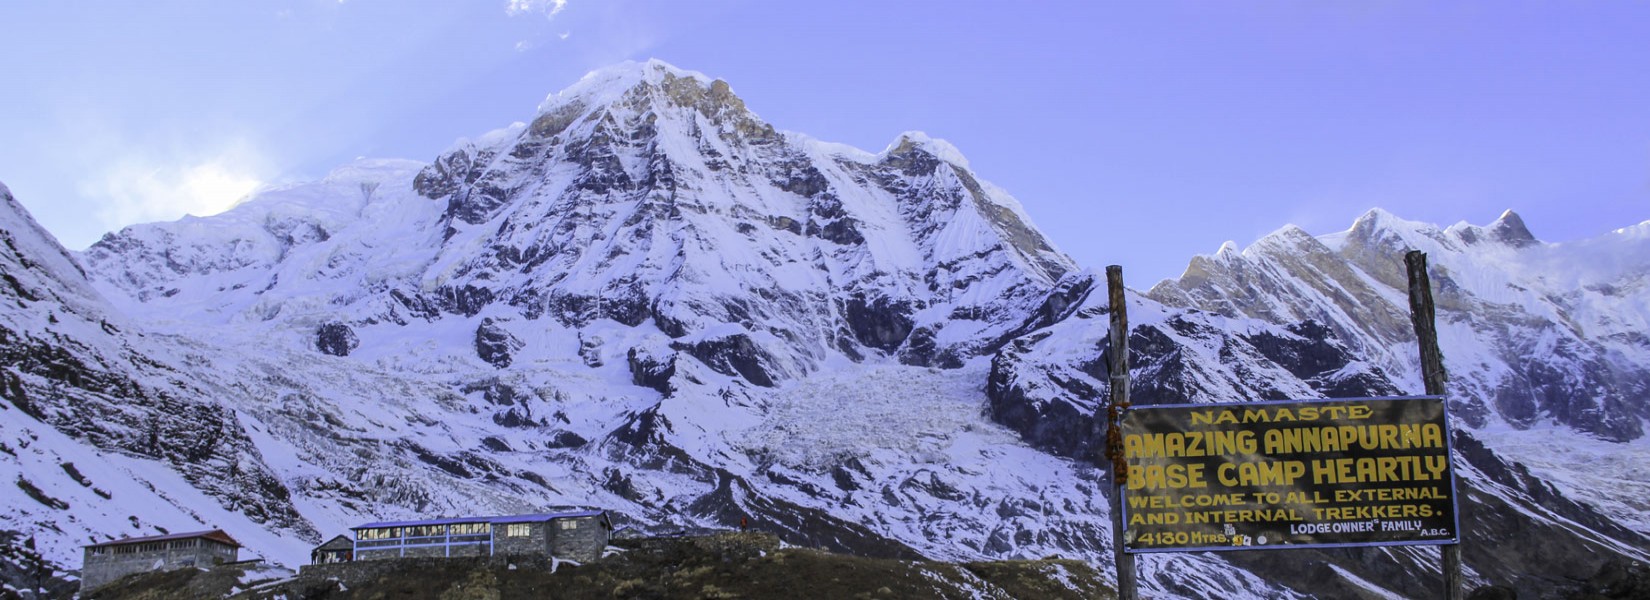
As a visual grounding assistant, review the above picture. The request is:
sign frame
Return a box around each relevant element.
[1119,394,1461,554]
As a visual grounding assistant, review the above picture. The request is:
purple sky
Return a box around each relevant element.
[2,1,1646,285]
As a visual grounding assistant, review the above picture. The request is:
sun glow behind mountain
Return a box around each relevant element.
[84,154,266,230]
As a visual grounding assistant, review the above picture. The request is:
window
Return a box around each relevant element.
[451,522,489,536]
[409,524,447,538]
[358,527,402,541]
[505,523,531,538]
[558,520,579,530]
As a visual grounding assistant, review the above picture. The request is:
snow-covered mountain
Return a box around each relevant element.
[1150,209,1650,443]
[3,60,1646,598]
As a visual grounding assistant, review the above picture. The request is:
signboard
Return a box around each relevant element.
[1120,396,1458,553]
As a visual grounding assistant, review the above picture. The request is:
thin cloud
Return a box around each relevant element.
[506,0,568,18]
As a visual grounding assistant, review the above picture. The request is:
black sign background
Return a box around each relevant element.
[1121,396,1458,553]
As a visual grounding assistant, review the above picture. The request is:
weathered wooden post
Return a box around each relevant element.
[1404,250,1464,600]
[1106,265,1139,600]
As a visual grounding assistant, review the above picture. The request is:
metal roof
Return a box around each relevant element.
[350,516,494,529]
[352,509,605,530]
[85,529,241,549]
[488,510,605,524]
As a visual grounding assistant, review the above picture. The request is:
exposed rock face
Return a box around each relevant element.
[474,318,523,368]
[985,273,1401,463]
[672,331,778,388]
[627,345,676,396]
[843,294,915,353]
[315,322,359,357]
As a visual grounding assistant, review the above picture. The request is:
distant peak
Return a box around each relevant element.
[1449,209,1541,248]
[585,58,712,85]
[1345,207,1435,241]
[1265,223,1314,241]
[535,58,725,115]
[1489,209,1539,247]
[1351,207,1397,228]
[882,132,971,169]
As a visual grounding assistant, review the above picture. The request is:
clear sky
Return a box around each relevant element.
[2,1,1646,285]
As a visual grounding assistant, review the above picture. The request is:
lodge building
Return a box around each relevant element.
[325,509,612,564]
[81,529,241,591]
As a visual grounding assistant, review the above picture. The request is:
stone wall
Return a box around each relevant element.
[546,516,610,562]
[492,522,550,557]
[81,541,237,591]
[355,547,401,561]
[298,554,556,583]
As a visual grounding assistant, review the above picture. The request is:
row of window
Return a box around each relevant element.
[357,520,578,541]
[88,539,217,556]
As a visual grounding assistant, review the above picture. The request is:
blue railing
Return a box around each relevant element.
[353,533,495,556]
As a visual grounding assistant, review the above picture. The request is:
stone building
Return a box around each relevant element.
[81,529,240,591]
[310,535,355,565]
[350,510,611,563]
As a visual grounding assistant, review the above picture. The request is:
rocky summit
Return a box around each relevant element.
[2,60,1647,598]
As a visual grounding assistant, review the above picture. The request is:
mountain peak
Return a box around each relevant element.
[534,59,733,117]
[1257,223,1316,247]
[882,132,971,169]
[1342,207,1444,249]
[1443,209,1540,249]
[1349,207,1400,231]
[1488,209,1539,247]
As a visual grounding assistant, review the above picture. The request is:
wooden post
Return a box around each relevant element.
[1404,251,1463,600]
[1105,265,1139,600]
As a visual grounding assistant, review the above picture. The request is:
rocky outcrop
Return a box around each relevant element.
[986,332,1104,461]
[672,332,777,388]
[985,295,1406,463]
[473,318,524,368]
[314,322,359,357]
[842,294,914,353]
[627,345,676,396]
